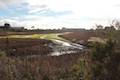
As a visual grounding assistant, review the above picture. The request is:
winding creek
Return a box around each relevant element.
[0,33,85,57]
[49,39,84,56]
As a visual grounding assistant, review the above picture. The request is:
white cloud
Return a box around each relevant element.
[23,0,120,29]
[26,0,120,14]
[0,15,113,29]
[0,18,24,27]
[0,0,24,8]
[1,0,120,29]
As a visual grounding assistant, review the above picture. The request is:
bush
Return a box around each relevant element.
[91,39,120,80]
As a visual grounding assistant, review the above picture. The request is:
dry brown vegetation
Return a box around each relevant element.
[0,38,52,56]
[0,52,83,80]
[0,32,87,80]
[0,28,119,80]
[59,31,96,42]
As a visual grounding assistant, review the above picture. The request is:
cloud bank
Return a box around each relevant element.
[0,0,120,29]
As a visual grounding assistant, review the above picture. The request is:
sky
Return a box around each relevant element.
[0,0,120,29]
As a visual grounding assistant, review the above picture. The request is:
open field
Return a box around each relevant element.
[59,31,96,41]
[0,30,119,80]
[0,33,84,57]
[32,34,67,41]
[0,33,67,41]
[0,32,86,80]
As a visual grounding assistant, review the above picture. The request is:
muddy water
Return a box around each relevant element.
[49,40,84,56]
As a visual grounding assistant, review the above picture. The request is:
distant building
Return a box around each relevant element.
[104,26,116,31]
[11,27,25,31]
[0,23,11,30]
[0,23,25,31]
[0,26,6,30]
[62,27,86,32]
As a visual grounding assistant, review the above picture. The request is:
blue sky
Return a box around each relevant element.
[0,0,120,29]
